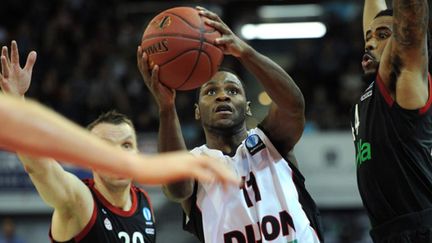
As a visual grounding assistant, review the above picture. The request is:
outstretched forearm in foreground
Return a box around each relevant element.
[0,95,239,186]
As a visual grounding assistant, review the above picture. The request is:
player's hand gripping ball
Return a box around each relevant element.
[141,7,224,90]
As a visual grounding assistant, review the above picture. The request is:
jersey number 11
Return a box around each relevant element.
[241,172,261,207]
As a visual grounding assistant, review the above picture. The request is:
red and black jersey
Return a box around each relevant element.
[350,74,432,228]
[50,179,156,243]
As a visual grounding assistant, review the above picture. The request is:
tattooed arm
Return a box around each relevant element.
[379,0,429,109]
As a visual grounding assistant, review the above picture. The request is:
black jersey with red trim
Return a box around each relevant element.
[50,179,156,243]
[350,74,432,228]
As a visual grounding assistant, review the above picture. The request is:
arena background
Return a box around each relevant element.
[0,0,431,242]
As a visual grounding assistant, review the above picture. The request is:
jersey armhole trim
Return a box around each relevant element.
[419,73,432,115]
[377,73,432,113]
[75,200,98,242]
[376,74,394,107]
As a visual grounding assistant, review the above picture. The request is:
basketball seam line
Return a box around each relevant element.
[165,10,218,34]
[142,34,216,45]
[155,48,213,68]
[176,16,206,89]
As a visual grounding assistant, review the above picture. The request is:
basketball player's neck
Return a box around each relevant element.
[204,125,248,155]
[94,177,132,211]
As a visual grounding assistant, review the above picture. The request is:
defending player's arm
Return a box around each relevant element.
[137,46,195,203]
[198,7,305,157]
[21,157,94,241]
[363,0,388,38]
[0,94,237,183]
[0,41,103,241]
[379,0,429,109]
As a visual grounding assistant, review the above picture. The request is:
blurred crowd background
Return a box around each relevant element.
[0,0,431,242]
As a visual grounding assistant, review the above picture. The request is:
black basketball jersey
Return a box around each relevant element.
[50,179,156,243]
[350,74,432,227]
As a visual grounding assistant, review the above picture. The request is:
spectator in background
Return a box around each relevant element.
[0,217,26,243]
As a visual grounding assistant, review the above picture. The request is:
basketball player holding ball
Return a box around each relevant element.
[351,0,432,242]
[1,41,239,243]
[138,6,323,243]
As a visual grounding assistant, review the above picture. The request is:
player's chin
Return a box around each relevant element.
[109,177,132,186]
[213,119,236,128]
[362,69,378,84]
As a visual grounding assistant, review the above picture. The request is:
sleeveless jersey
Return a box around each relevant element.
[350,74,432,227]
[50,179,156,243]
[184,127,322,243]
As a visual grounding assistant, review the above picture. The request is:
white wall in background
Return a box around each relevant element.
[295,132,362,208]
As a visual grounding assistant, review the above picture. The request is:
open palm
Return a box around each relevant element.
[0,41,37,97]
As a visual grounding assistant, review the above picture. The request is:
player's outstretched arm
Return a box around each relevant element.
[0,41,89,212]
[197,6,305,157]
[0,41,95,241]
[0,90,239,187]
[137,46,195,202]
[0,41,91,208]
[379,0,429,109]
[363,0,388,38]
[391,0,429,108]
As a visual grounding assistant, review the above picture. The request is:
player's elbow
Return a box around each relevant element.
[162,180,194,203]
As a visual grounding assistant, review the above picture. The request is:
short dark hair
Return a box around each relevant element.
[374,9,393,19]
[374,9,431,62]
[87,110,134,131]
[195,67,246,102]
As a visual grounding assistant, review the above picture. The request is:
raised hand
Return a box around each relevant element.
[137,46,175,110]
[196,6,248,58]
[0,41,37,97]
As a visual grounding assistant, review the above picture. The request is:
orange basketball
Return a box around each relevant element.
[141,7,224,90]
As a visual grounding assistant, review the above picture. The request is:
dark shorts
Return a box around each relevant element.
[370,208,432,243]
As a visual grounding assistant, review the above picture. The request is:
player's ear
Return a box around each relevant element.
[195,103,201,120]
[246,101,252,116]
